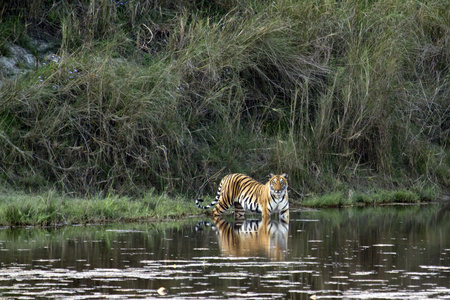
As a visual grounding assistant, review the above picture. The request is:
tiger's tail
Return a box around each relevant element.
[195,181,223,209]
[195,198,218,209]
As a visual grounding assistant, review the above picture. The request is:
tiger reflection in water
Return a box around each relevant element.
[196,217,289,260]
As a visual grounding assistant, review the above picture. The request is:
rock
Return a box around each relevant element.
[30,39,55,54]
[0,42,35,81]
[0,39,56,89]
[9,43,36,68]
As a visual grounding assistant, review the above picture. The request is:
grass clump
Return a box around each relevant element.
[354,190,420,206]
[302,186,439,208]
[301,192,350,208]
[0,190,199,227]
[0,1,448,201]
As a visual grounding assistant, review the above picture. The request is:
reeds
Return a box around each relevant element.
[0,0,448,197]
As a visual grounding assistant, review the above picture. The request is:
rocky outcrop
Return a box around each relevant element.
[0,40,55,89]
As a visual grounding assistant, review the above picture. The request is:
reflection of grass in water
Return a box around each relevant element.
[0,217,204,252]
[295,204,449,237]
[0,189,200,226]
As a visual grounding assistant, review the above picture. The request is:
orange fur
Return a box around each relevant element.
[196,173,289,220]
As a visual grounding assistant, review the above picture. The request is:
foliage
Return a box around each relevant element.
[301,188,437,208]
[0,189,199,226]
[0,0,448,198]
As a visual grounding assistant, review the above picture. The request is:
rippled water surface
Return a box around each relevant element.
[1,204,449,299]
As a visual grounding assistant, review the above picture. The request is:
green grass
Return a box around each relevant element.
[0,190,200,226]
[1,187,438,226]
[0,0,448,200]
[301,192,350,208]
[353,190,420,206]
[301,187,439,208]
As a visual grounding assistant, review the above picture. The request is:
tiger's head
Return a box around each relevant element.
[268,173,288,199]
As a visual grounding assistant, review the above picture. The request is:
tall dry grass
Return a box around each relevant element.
[0,0,448,197]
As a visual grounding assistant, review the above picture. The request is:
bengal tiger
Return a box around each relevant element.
[195,173,289,220]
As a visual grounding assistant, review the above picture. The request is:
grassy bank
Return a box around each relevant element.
[0,190,199,226]
[0,1,448,202]
[0,186,441,227]
[300,187,440,208]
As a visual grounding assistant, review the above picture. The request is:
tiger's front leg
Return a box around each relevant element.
[234,201,245,221]
[279,198,290,222]
[280,209,289,222]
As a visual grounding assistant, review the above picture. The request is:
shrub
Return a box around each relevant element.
[0,0,448,197]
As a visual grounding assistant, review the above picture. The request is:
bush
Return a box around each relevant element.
[0,0,448,197]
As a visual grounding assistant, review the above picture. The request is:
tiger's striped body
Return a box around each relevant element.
[195,173,289,220]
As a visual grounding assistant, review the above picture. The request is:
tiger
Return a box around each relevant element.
[195,173,289,220]
[195,216,289,260]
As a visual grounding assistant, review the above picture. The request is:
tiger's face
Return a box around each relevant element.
[269,173,288,199]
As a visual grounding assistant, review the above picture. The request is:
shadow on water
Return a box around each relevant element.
[0,204,449,299]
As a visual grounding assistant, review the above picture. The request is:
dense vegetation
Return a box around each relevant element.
[1,0,448,202]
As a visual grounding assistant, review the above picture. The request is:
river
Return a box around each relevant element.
[0,204,449,299]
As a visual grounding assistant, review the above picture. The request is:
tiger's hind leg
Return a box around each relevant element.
[211,196,232,218]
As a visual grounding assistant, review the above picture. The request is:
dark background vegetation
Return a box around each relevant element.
[0,0,448,199]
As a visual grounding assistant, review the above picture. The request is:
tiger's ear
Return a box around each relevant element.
[268,173,275,178]
[282,173,288,179]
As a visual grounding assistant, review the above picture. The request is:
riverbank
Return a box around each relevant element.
[0,190,200,227]
[0,187,443,227]
[1,1,448,200]
[300,188,441,208]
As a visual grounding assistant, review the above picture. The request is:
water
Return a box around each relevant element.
[0,204,449,299]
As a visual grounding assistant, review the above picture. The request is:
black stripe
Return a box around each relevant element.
[268,199,274,212]
[218,201,228,212]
